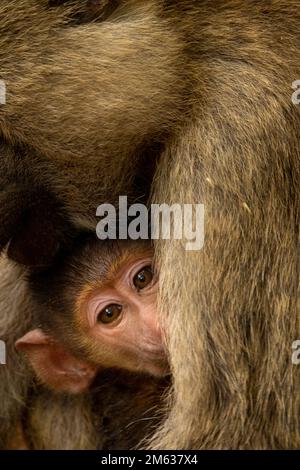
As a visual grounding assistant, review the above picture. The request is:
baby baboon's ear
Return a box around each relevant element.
[0,186,73,267]
[16,329,97,393]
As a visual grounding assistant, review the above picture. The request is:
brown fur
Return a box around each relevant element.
[6,424,28,450]
[0,0,299,449]
[0,256,33,449]
[23,372,168,450]
[23,391,99,450]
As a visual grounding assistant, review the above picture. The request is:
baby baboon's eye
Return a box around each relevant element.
[133,267,153,291]
[97,304,122,324]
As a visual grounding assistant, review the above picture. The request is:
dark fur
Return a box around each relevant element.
[0,0,299,449]
[23,372,168,450]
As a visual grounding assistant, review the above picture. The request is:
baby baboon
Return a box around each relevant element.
[4,237,168,450]
[17,239,168,387]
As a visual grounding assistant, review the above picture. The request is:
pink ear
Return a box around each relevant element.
[16,329,97,394]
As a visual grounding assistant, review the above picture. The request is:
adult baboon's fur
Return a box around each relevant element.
[0,0,299,449]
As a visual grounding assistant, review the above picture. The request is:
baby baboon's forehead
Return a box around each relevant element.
[72,239,154,285]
